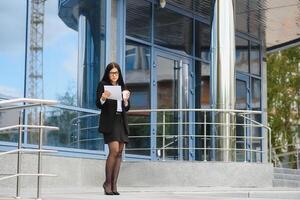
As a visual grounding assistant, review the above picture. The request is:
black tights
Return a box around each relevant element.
[103,141,124,193]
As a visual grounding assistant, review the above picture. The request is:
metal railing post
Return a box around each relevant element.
[204,111,207,162]
[250,114,253,162]
[269,128,272,163]
[16,111,23,198]
[162,111,166,161]
[37,107,43,200]
[297,148,299,170]
[243,114,247,162]
[122,144,126,161]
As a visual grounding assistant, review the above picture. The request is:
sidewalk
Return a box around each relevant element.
[1,187,299,200]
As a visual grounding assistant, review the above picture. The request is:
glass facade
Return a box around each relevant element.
[0,0,264,161]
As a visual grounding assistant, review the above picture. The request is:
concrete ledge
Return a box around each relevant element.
[120,161,273,187]
[0,154,273,190]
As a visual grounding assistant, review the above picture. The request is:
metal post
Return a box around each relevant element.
[37,108,43,200]
[243,115,247,162]
[122,144,126,161]
[250,114,253,162]
[162,111,166,161]
[204,111,207,161]
[210,0,236,162]
[77,119,80,149]
[16,111,23,198]
[297,148,299,169]
[269,129,272,163]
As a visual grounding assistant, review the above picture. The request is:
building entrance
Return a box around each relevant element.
[153,50,192,160]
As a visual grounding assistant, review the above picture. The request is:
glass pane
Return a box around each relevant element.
[154,8,193,55]
[195,61,210,109]
[195,61,211,161]
[42,107,103,150]
[250,42,260,75]
[194,0,211,18]
[195,21,210,61]
[236,37,249,73]
[236,1,248,35]
[167,0,193,10]
[126,0,151,42]
[236,79,247,109]
[0,1,27,99]
[125,41,151,156]
[54,0,105,109]
[251,78,261,110]
[156,55,179,159]
[236,0,262,38]
[0,110,20,143]
[251,113,262,162]
[248,0,262,38]
[235,79,247,161]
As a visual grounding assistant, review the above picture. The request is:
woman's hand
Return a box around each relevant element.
[122,90,130,106]
[101,90,111,101]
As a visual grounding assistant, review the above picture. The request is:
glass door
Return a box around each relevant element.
[236,74,251,162]
[153,50,192,160]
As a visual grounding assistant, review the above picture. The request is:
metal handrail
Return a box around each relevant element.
[64,107,270,162]
[0,98,59,199]
[0,149,57,156]
[237,113,272,162]
[0,124,59,132]
[0,173,57,181]
[125,108,270,162]
[0,98,57,106]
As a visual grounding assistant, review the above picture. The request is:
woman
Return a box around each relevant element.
[96,62,130,195]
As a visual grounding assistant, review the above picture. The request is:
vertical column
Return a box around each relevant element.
[210,0,236,162]
[77,14,87,108]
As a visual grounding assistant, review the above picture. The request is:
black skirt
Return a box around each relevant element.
[103,113,129,144]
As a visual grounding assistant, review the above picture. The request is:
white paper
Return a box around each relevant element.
[104,85,122,100]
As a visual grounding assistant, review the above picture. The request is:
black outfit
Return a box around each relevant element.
[96,81,130,144]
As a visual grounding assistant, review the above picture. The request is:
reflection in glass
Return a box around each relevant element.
[195,22,210,61]
[251,78,261,110]
[155,55,190,160]
[0,109,20,143]
[154,8,193,55]
[250,42,260,75]
[126,0,151,42]
[77,1,105,109]
[42,107,103,150]
[236,37,249,73]
[125,41,151,156]
[235,79,248,161]
[236,79,247,110]
[156,56,179,160]
[235,0,262,38]
[195,61,212,161]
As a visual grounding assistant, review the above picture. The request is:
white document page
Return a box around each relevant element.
[104,85,122,101]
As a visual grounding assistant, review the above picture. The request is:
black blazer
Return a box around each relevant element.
[95,81,130,134]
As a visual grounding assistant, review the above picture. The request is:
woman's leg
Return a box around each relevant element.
[111,142,124,193]
[103,141,119,193]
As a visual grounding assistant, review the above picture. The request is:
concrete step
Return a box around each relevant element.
[1,187,300,200]
[273,179,300,188]
[273,173,300,181]
[273,167,300,175]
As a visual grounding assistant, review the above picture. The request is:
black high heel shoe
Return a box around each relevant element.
[113,191,120,195]
[103,184,114,195]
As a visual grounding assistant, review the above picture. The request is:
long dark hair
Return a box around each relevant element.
[101,62,125,87]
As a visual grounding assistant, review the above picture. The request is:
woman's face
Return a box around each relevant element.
[109,67,119,84]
